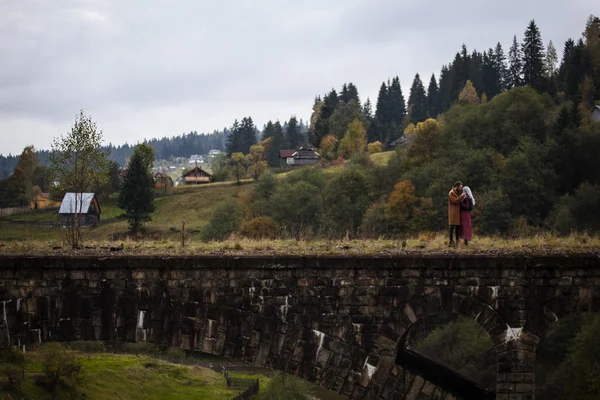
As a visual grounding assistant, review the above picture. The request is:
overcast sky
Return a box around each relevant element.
[0,0,595,155]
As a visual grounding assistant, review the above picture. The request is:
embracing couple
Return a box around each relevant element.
[448,181,475,247]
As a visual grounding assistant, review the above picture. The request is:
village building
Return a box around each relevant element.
[591,105,600,123]
[58,193,101,226]
[30,193,61,210]
[182,166,212,184]
[290,147,321,166]
[188,154,204,165]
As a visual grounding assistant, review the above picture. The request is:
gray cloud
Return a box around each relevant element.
[0,0,596,154]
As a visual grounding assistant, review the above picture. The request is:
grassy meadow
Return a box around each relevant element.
[2,351,264,400]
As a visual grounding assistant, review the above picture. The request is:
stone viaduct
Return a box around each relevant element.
[0,254,599,400]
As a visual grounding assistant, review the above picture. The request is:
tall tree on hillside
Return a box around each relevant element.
[584,15,600,100]
[545,40,558,78]
[362,98,373,120]
[347,83,360,104]
[240,117,257,154]
[267,121,285,168]
[522,20,546,90]
[286,116,301,150]
[389,77,407,127]
[482,50,500,98]
[458,80,480,104]
[438,65,452,112]
[508,35,523,88]
[312,89,338,147]
[427,74,440,118]
[118,144,155,234]
[374,82,390,124]
[262,121,275,141]
[7,145,39,207]
[226,120,243,156]
[408,74,428,124]
[49,110,110,247]
[494,42,509,92]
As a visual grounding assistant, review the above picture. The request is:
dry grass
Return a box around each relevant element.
[1,232,598,256]
[369,150,394,166]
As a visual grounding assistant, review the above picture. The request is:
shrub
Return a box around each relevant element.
[65,341,106,353]
[240,216,279,239]
[37,343,84,400]
[0,347,25,389]
[200,199,244,241]
[367,141,382,154]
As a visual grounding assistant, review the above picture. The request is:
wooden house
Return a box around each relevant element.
[290,147,320,166]
[182,166,212,184]
[153,172,173,188]
[58,193,101,226]
[592,105,600,123]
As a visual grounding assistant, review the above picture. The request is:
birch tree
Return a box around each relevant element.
[49,110,110,247]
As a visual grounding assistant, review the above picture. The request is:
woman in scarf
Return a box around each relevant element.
[460,186,475,246]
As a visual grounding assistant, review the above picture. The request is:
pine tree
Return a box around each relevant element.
[362,98,373,119]
[482,49,500,98]
[408,74,428,124]
[240,117,257,154]
[340,83,349,102]
[508,35,523,89]
[226,120,243,156]
[262,121,275,141]
[545,40,558,78]
[389,77,407,126]
[118,144,155,234]
[347,83,360,104]
[267,121,284,168]
[286,116,301,150]
[522,20,546,90]
[438,65,452,112]
[426,74,440,118]
[494,42,509,92]
[374,82,389,124]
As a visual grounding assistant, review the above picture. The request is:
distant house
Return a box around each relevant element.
[153,172,173,189]
[279,150,296,166]
[208,149,221,156]
[290,147,321,166]
[279,147,320,168]
[592,105,600,123]
[389,135,414,148]
[182,166,212,184]
[30,193,61,210]
[58,193,101,226]
[189,154,204,165]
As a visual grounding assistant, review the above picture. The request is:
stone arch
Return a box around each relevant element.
[356,289,539,400]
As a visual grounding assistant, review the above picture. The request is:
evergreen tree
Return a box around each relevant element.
[267,121,284,168]
[522,20,546,90]
[347,83,360,104]
[286,116,301,150]
[362,98,373,120]
[427,74,440,118]
[374,82,389,124]
[240,117,257,154]
[545,40,558,78]
[508,35,523,88]
[226,120,243,156]
[340,83,349,103]
[408,73,428,124]
[438,65,452,112]
[118,144,155,234]
[482,49,500,98]
[312,89,338,146]
[262,121,275,141]
[494,42,509,92]
[389,77,407,126]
